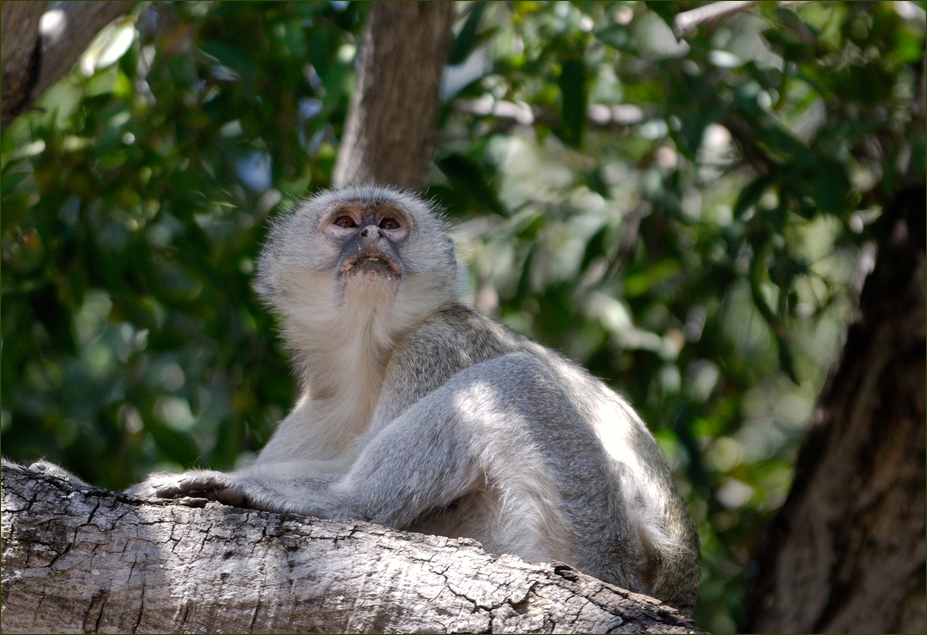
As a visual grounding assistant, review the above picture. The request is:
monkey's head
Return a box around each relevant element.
[256,186,458,344]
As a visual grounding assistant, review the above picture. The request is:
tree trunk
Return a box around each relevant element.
[743,186,927,633]
[1,1,137,131]
[1,462,701,634]
[332,2,455,192]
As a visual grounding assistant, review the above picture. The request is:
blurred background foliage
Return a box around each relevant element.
[1,2,923,631]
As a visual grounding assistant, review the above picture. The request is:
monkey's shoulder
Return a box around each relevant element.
[395,303,524,365]
[378,304,527,395]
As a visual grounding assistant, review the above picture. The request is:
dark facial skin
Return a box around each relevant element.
[323,203,410,279]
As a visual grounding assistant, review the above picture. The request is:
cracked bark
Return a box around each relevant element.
[1,462,702,634]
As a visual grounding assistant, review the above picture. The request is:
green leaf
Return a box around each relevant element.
[749,252,799,384]
[733,172,776,218]
[807,159,850,215]
[1,171,29,197]
[448,3,487,65]
[200,41,252,75]
[775,333,799,385]
[644,2,680,30]
[580,224,609,272]
[0,193,31,236]
[436,154,505,216]
[0,172,33,235]
[594,24,637,54]
[624,259,681,297]
[31,284,78,355]
[583,168,610,198]
[558,57,587,149]
[731,85,810,164]
[515,242,538,303]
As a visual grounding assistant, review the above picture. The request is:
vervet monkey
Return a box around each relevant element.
[120,186,699,614]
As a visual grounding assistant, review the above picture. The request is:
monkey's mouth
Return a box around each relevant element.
[340,250,401,279]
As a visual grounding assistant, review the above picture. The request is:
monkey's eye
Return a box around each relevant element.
[333,216,357,228]
[379,218,401,230]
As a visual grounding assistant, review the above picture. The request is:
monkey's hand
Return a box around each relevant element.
[125,470,248,508]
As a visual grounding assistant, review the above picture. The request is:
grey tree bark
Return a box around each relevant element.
[742,185,927,633]
[1,462,701,634]
[1,1,136,131]
[332,2,456,192]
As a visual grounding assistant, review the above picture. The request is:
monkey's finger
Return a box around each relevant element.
[156,472,247,508]
[205,486,248,508]
[123,482,158,499]
[153,473,221,498]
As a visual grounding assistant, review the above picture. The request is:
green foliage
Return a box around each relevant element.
[1,2,923,632]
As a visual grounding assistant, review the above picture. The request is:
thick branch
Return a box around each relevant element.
[333,2,456,191]
[1,463,701,634]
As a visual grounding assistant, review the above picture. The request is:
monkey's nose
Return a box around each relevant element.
[360,225,381,239]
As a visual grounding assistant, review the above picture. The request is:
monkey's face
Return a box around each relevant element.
[324,202,408,295]
[256,186,458,340]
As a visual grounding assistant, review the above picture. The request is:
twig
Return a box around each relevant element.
[674,1,810,37]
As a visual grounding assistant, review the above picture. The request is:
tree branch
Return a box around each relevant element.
[1,463,702,634]
[674,1,810,37]
[36,1,138,100]
[0,1,136,130]
[333,2,456,191]
[1,1,46,130]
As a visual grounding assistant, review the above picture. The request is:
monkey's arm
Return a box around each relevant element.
[129,392,483,521]
[125,458,352,514]
[139,353,616,546]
